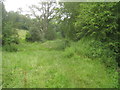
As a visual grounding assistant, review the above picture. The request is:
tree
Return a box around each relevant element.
[6,11,31,30]
[28,1,58,41]
[2,2,19,46]
[58,2,120,67]
[56,2,80,40]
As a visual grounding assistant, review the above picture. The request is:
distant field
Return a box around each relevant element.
[16,29,28,40]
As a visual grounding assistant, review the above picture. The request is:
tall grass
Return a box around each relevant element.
[2,38,119,88]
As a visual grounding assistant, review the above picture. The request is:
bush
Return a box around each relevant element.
[2,36,19,52]
[2,20,19,45]
[3,44,18,52]
[45,29,56,40]
[25,32,32,42]
[64,37,118,68]
[26,28,43,42]
[2,26,19,52]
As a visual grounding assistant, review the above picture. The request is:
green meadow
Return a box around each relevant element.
[2,30,118,88]
[1,2,120,88]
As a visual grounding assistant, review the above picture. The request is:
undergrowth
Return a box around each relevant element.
[64,38,118,69]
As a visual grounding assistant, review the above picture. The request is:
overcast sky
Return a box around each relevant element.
[4,0,118,12]
[4,0,41,12]
[4,0,60,16]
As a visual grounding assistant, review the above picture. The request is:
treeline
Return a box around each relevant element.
[26,2,62,42]
[1,2,120,66]
[58,2,120,66]
[60,2,120,67]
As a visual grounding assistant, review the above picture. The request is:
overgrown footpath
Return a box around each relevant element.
[2,39,119,88]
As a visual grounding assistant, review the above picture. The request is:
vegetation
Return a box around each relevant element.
[1,1,120,88]
[2,39,118,88]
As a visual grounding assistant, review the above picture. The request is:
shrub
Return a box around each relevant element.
[64,37,118,69]
[3,44,18,52]
[26,28,43,42]
[2,21,19,53]
[45,29,56,40]
[25,32,32,42]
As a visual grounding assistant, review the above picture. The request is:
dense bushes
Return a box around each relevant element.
[3,44,18,52]
[26,28,43,42]
[60,2,118,41]
[59,2,120,68]
[2,3,20,52]
[25,29,57,42]
[45,29,56,40]
[25,24,57,42]
[25,32,32,42]
[2,22,19,52]
[64,38,117,69]
[5,11,31,30]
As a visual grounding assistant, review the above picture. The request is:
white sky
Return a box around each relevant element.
[5,0,118,12]
[4,0,59,15]
[3,0,119,12]
[4,0,42,12]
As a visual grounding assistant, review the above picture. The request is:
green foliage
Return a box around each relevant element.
[57,2,79,40]
[2,21,19,45]
[30,29,43,42]
[26,20,58,42]
[58,2,120,68]
[74,2,118,40]
[2,3,32,52]
[56,32,62,39]
[6,11,31,30]
[2,3,20,52]
[25,19,44,42]
[25,32,32,42]
[17,29,28,41]
[45,29,56,40]
[64,37,117,69]
[59,2,118,41]
[3,44,18,52]
[2,1,120,88]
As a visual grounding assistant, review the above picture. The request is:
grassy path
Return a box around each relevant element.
[2,41,118,88]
